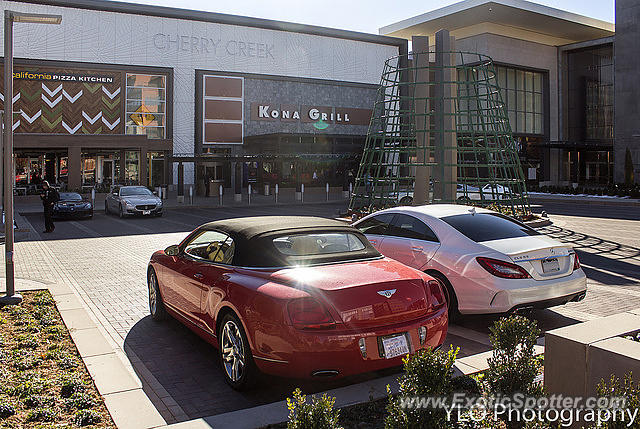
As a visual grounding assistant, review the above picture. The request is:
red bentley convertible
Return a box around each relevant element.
[147,216,448,389]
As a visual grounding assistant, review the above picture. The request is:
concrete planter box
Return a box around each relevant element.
[545,310,640,398]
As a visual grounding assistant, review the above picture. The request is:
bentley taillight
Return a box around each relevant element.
[476,257,531,279]
[573,253,581,271]
[288,297,335,330]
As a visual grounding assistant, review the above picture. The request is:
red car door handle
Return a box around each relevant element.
[412,246,423,252]
[194,273,204,279]
[369,239,377,245]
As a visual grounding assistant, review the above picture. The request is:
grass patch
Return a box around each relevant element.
[0,290,115,427]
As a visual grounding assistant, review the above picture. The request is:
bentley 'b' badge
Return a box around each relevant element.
[377,289,397,298]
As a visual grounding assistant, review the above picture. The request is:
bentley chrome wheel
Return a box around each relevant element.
[148,272,157,314]
[221,320,245,383]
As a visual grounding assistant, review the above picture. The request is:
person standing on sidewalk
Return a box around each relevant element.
[40,181,59,233]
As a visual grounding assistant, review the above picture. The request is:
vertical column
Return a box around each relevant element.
[163,153,169,186]
[434,30,457,202]
[140,147,148,187]
[412,36,430,205]
[119,150,126,184]
[177,162,184,196]
[68,146,82,190]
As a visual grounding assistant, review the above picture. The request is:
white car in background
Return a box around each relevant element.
[392,184,483,205]
[353,204,587,317]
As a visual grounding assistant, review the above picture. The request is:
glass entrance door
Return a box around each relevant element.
[103,160,114,186]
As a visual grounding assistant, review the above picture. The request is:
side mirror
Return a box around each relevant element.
[165,245,180,256]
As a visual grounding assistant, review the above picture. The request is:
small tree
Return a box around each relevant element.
[286,388,342,429]
[625,148,635,185]
[594,372,640,429]
[485,315,541,397]
[385,346,459,429]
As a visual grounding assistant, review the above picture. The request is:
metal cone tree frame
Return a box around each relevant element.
[350,31,530,218]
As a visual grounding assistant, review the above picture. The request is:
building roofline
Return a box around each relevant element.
[12,0,406,48]
[379,0,614,36]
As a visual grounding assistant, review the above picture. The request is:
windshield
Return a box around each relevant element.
[59,193,82,201]
[441,213,540,242]
[273,233,366,256]
[120,187,153,197]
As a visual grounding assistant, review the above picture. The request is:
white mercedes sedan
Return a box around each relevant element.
[353,204,587,316]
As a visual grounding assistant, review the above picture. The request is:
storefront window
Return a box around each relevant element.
[125,151,140,185]
[81,155,96,186]
[495,66,544,135]
[126,74,166,139]
[567,45,614,143]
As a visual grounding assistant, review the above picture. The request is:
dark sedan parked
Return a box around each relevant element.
[52,192,93,219]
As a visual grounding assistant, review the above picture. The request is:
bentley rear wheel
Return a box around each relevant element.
[148,267,167,321]
[218,313,257,390]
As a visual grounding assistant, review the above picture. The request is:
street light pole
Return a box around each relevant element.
[0,10,61,306]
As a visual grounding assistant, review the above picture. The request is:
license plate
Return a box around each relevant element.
[143,210,151,215]
[542,257,560,273]
[381,334,409,359]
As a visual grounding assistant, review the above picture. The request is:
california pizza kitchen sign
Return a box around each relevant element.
[250,103,371,126]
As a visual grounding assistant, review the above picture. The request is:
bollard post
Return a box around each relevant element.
[275,183,279,204]
[301,183,304,204]
[248,184,252,205]
[189,186,193,205]
[349,182,353,198]
[91,188,95,209]
[219,184,223,206]
[326,183,329,201]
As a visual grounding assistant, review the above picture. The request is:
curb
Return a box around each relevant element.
[2,280,166,429]
[524,218,552,228]
[15,199,349,215]
[529,194,640,206]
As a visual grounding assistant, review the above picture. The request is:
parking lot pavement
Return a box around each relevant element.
[6,200,640,424]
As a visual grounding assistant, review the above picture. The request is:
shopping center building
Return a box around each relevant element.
[0,0,404,193]
[380,0,634,186]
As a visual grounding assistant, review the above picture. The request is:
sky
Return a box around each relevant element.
[129,0,615,34]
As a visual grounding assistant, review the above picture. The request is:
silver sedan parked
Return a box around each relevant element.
[105,186,163,218]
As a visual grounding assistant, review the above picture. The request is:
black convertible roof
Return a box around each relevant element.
[202,216,352,240]
[198,216,380,267]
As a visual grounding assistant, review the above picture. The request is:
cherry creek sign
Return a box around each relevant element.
[250,103,372,126]
[153,33,275,59]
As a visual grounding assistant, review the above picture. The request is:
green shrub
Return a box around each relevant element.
[13,355,42,371]
[57,356,79,370]
[60,377,86,398]
[23,395,55,409]
[0,402,16,419]
[593,372,640,429]
[8,374,48,398]
[385,346,459,429]
[286,388,342,429]
[15,333,39,349]
[74,409,102,426]
[32,292,55,307]
[25,407,56,422]
[65,392,96,410]
[485,315,542,397]
[45,325,65,340]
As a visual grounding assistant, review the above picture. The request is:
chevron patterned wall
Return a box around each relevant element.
[0,65,123,135]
